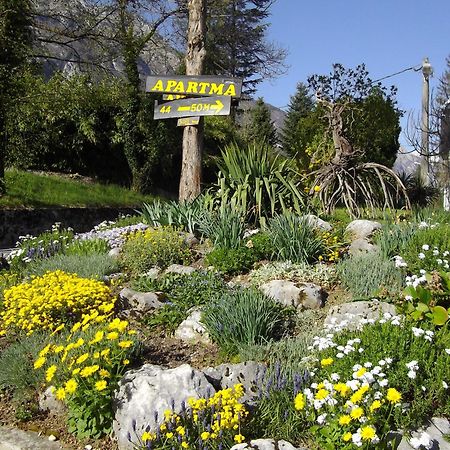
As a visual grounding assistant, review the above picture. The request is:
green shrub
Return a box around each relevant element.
[0,332,50,402]
[245,231,276,260]
[205,246,256,274]
[202,288,290,355]
[119,227,192,274]
[25,253,119,280]
[400,224,450,273]
[133,271,227,333]
[65,238,110,256]
[337,252,404,298]
[373,222,416,258]
[268,214,325,264]
[200,207,246,249]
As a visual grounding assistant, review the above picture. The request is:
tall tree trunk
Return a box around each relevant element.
[179,0,206,202]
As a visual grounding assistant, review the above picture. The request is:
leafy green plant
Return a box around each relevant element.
[245,231,276,260]
[141,196,209,235]
[0,332,50,402]
[25,253,119,280]
[268,213,325,264]
[134,271,227,333]
[211,142,306,225]
[400,224,450,273]
[205,247,256,275]
[200,206,246,249]
[337,252,404,298]
[202,288,290,355]
[119,226,192,275]
[65,238,110,256]
[373,222,416,258]
[34,316,137,438]
[401,270,450,326]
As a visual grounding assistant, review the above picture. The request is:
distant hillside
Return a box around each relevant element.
[34,0,181,81]
[237,100,286,133]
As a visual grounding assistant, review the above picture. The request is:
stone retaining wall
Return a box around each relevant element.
[0,207,137,247]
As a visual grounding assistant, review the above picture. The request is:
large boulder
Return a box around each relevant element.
[302,214,333,232]
[324,301,397,331]
[113,364,215,450]
[348,238,379,256]
[230,439,307,450]
[345,220,381,241]
[174,308,211,344]
[260,280,327,310]
[164,264,197,276]
[203,361,267,406]
[119,287,166,314]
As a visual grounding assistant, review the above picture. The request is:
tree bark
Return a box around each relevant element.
[179,0,206,202]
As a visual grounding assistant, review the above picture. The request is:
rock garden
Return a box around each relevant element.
[0,201,449,450]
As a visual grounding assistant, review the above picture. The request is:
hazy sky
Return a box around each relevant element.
[255,0,450,149]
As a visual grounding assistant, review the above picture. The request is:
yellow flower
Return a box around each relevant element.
[34,356,46,369]
[355,367,367,378]
[315,389,329,400]
[201,431,210,440]
[100,369,110,378]
[386,388,402,404]
[334,383,350,397]
[361,425,376,441]
[343,432,352,442]
[294,393,305,410]
[123,359,130,365]
[234,434,245,443]
[181,442,189,449]
[80,365,99,378]
[107,331,119,340]
[95,380,107,391]
[39,344,52,358]
[72,368,80,375]
[176,426,185,436]
[76,353,89,365]
[45,365,57,382]
[166,432,174,439]
[320,357,333,367]
[370,399,382,412]
[350,407,364,420]
[54,345,64,354]
[339,415,351,425]
[314,185,321,192]
[118,340,133,349]
[141,431,156,442]
[55,387,66,400]
[65,378,78,394]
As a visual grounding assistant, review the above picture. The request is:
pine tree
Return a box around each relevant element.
[281,82,314,156]
[243,97,277,146]
[204,0,286,95]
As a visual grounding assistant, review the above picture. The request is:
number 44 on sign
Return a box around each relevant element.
[154,96,231,120]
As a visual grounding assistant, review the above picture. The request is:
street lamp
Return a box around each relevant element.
[420,57,433,185]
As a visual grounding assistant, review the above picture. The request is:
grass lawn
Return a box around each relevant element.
[0,170,156,208]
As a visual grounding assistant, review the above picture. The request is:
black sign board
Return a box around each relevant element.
[147,75,242,98]
[154,96,232,120]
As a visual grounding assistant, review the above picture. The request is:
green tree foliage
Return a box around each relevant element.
[307,63,402,168]
[5,72,178,190]
[242,98,278,147]
[203,0,286,95]
[280,82,315,158]
[0,0,32,193]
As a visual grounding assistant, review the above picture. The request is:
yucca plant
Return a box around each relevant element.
[211,142,306,225]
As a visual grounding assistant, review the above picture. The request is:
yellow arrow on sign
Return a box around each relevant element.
[211,99,224,113]
[178,105,191,112]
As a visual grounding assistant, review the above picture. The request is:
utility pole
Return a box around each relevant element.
[419,57,433,186]
[179,0,207,202]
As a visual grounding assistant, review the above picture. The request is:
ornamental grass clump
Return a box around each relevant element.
[0,270,115,335]
[135,384,248,449]
[119,226,192,274]
[34,315,137,438]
